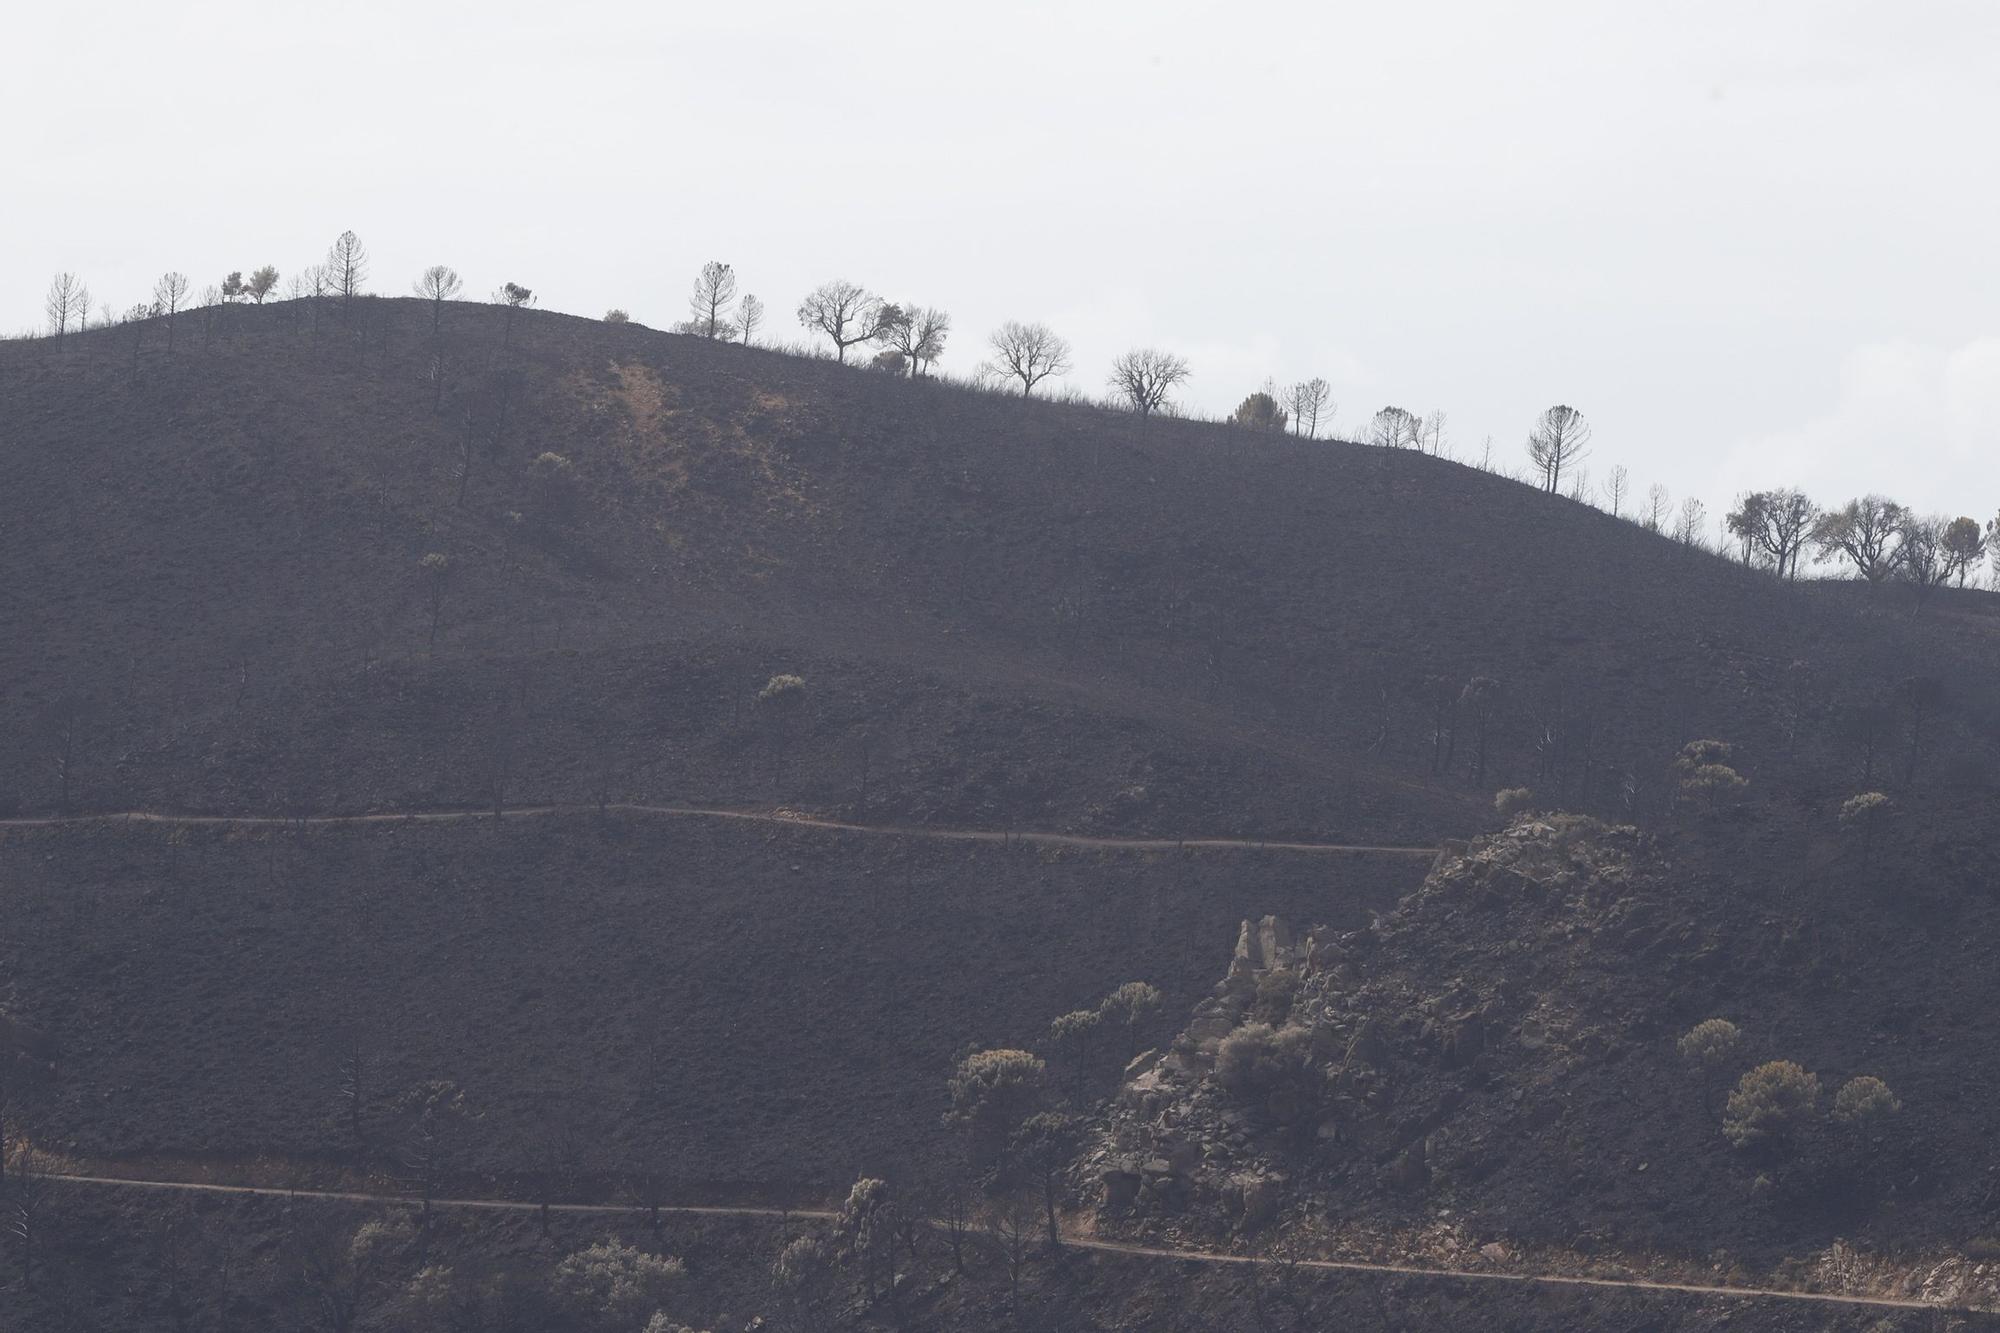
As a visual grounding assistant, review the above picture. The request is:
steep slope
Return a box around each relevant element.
[3,299,1997,1269]
[1091,813,2000,1268]
[2,300,1995,840]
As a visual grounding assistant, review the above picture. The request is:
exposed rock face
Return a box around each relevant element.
[1084,816,1680,1244]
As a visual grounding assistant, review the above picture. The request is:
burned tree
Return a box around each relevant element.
[326,230,370,313]
[1283,377,1333,438]
[1525,404,1590,494]
[1605,464,1630,518]
[1812,495,1909,582]
[985,320,1072,397]
[1941,516,1987,587]
[796,280,883,362]
[875,303,950,376]
[1107,348,1191,418]
[495,282,534,347]
[1367,406,1419,450]
[688,261,738,338]
[735,293,765,346]
[420,553,452,652]
[413,265,463,336]
[153,271,191,353]
[44,272,86,345]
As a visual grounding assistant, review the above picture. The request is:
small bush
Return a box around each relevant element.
[1098,980,1163,1028]
[1251,969,1300,1026]
[757,673,806,704]
[1677,1018,1742,1072]
[603,309,631,324]
[1215,1022,1320,1122]
[1493,788,1536,821]
[1674,739,1748,812]
[1722,1060,1819,1149]
[555,1238,685,1330]
[1839,791,1893,825]
[1832,1075,1900,1125]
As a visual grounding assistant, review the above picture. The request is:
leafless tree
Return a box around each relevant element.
[413,265,463,336]
[1283,378,1333,438]
[6,1144,53,1287]
[987,1190,1040,1324]
[421,553,452,651]
[1420,409,1450,457]
[1812,495,1909,582]
[1897,515,1954,611]
[1605,464,1630,518]
[1644,482,1671,533]
[736,293,765,346]
[154,271,191,353]
[246,265,280,303]
[333,1030,369,1165]
[1367,406,1420,449]
[875,304,950,376]
[44,273,86,345]
[1460,676,1500,784]
[689,261,738,338]
[326,230,369,311]
[391,1080,469,1224]
[1108,348,1191,417]
[1525,404,1591,494]
[796,280,883,362]
[985,320,1072,397]
[1673,495,1707,548]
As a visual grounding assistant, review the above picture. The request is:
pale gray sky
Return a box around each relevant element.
[11,0,1999,520]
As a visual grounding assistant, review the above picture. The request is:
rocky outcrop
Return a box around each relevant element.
[1083,816,1678,1245]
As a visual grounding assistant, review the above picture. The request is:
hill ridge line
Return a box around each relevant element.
[0,802,1442,855]
[41,1172,1959,1314]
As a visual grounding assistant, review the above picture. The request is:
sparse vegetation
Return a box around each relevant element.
[1214,1021,1320,1123]
[947,1048,1046,1168]
[1722,1060,1819,1150]
[1832,1075,1900,1125]
[553,1237,686,1331]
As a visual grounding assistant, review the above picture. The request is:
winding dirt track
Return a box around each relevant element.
[44,1172,1958,1315]
[0,803,1441,856]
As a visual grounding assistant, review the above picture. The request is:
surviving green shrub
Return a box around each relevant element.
[1097,980,1164,1056]
[1215,1021,1320,1122]
[1832,1075,1901,1125]
[1251,969,1300,1026]
[1839,792,1894,864]
[757,673,806,704]
[946,1049,1045,1166]
[1674,739,1748,812]
[1046,1008,1104,1095]
[554,1238,685,1330]
[1677,1018,1742,1072]
[1722,1060,1819,1149]
[1493,788,1536,822]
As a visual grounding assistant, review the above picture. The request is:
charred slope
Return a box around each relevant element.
[1093,814,2000,1263]
[1,301,1996,841]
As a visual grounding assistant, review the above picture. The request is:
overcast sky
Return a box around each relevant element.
[9,0,1998,521]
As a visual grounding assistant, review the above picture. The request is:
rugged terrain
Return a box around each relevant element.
[4,299,1999,1326]
[1093,813,2000,1267]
